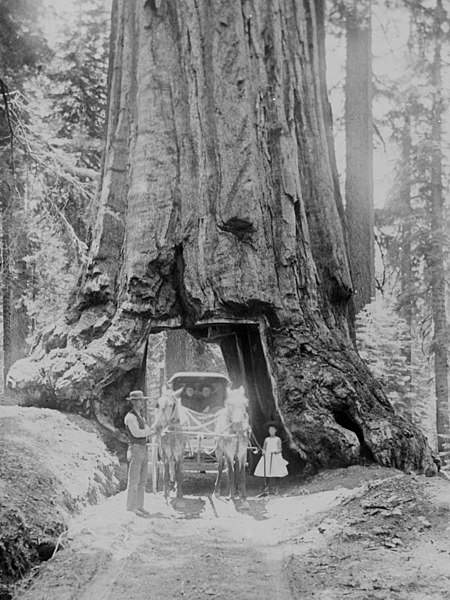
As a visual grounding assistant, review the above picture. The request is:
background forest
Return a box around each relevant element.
[0,0,448,459]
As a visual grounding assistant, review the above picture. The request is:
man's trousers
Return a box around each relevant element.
[126,444,148,511]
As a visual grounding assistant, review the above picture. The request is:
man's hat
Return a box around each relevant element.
[126,390,149,401]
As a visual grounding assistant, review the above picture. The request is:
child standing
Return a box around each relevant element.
[254,422,288,495]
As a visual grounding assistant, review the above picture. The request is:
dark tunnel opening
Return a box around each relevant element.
[190,322,301,471]
[195,324,279,438]
[333,409,374,463]
[127,321,303,474]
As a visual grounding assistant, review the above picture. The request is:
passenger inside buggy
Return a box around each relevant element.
[179,381,225,413]
[199,384,224,413]
[180,385,201,412]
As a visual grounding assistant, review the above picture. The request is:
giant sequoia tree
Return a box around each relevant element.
[8,0,436,474]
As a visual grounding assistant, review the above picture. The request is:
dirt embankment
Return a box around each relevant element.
[0,406,120,600]
[10,465,450,600]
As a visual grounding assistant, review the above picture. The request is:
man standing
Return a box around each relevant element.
[124,390,153,516]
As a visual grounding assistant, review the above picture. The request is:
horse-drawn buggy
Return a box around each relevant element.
[148,371,253,504]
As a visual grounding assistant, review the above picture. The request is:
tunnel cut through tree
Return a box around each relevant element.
[8,0,437,475]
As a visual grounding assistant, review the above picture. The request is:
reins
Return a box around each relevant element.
[155,395,261,456]
[156,396,184,436]
[163,399,178,425]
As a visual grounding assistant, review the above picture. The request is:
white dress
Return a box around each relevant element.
[254,436,288,477]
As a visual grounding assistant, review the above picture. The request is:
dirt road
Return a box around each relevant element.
[13,467,450,600]
[14,486,348,600]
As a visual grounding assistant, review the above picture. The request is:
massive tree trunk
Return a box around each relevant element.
[345,0,375,315]
[8,0,437,474]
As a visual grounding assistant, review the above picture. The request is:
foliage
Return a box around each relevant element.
[21,210,81,331]
[356,294,435,445]
[3,89,94,340]
[0,0,50,379]
[373,0,450,455]
[0,0,48,77]
[0,0,111,363]
[43,0,111,169]
[325,0,449,453]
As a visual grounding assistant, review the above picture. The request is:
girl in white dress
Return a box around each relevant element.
[254,423,288,494]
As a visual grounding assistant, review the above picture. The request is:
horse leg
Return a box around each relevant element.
[175,458,183,499]
[238,454,249,509]
[225,457,234,500]
[233,457,240,498]
[163,461,170,501]
[214,452,224,498]
[167,455,175,491]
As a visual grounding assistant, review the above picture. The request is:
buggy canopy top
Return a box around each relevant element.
[167,372,231,389]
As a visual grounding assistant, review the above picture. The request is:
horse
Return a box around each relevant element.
[154,388,189,502]
[214,387,250,506]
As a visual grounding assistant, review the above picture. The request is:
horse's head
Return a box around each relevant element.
[224,387,249,433]
[155,390,183,430]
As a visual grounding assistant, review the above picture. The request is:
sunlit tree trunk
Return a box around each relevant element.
[399,115,412,340]
[0,81,13,389]
[0,89,31,391]
[0,184,12,389]
[345,0,374,315]
[10,261,31,366]
[428,0,449,456]
[164,329,225,380]
[399,111,414,411]
[164,330,192,381]
[8,0,437,474]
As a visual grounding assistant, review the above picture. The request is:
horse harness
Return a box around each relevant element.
[216,416,251,458]
[159,398,182,433]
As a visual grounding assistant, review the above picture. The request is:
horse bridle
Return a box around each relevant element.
[223,404,250,436]
[161,397,180,428]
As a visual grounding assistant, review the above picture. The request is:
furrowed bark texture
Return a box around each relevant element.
[9,0,436,474]
[345,0,375,315]
[429,0,449,455]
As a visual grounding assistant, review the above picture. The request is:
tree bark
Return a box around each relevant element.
[8,0,437,475]
[0,82,14,390]
[0,183,12,389]
[165,330,191,381]
[345,0,375,315]
[164,329,226,380]
[399,111,413,412]
[399,114,412,349]
[428,0,449,456]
